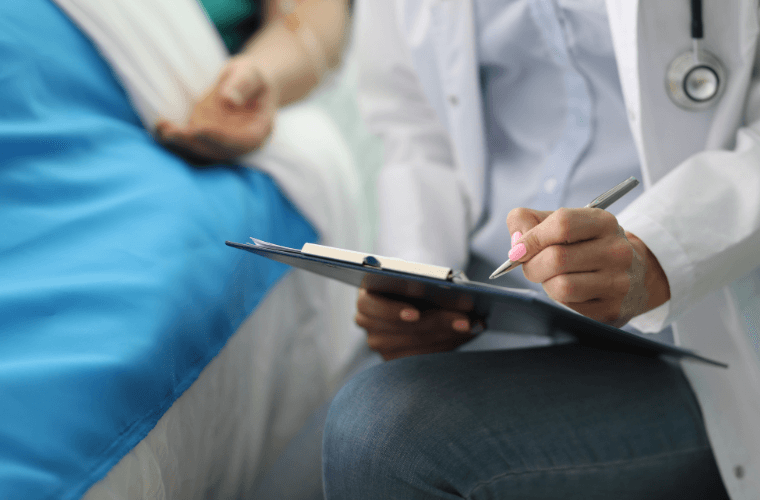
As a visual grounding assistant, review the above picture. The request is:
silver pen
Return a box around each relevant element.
[488,176,640,280]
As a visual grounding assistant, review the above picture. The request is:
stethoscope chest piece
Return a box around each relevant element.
[666,48,726,111]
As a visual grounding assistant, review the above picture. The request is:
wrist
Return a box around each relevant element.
[626,231,671,313]
[241,21,319,106]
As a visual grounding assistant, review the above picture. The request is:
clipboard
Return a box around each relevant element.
[226,239,727,368]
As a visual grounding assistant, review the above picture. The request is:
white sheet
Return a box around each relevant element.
[46,1,378,495]
[82,266,363,499]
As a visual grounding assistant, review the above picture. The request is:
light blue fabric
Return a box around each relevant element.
[469,0,644,291]
[0,1,317,498]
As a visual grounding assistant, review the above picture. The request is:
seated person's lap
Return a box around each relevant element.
[323,344,728,499]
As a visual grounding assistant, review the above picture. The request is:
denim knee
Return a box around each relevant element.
[322,356,455,497]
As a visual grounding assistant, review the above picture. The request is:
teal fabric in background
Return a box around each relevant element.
[0,1,317,498]
[198,0,262,53]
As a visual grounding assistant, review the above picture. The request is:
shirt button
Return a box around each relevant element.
[735,465,745,479]
[448,95,459,106]
[628,108,637,121]
[543,177,558,194]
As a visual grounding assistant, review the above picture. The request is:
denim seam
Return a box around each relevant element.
[464,445,712,499]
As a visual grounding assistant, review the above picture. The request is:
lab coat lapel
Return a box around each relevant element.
[605,0,646,180]
[606,0,714,187]
[607,0,759,187]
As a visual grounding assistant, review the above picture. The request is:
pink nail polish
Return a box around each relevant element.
[508,243,526,261]
[452,319,470,332]
[511,231,523,246]
[400,309,419,321]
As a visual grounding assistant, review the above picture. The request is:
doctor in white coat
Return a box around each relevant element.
[323,0,760,498]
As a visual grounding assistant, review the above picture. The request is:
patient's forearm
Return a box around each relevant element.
[241,0,350,106]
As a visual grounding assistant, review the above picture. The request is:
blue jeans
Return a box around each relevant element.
[322,344,729,499]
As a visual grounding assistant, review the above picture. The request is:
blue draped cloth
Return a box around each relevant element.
[0,1,318,498]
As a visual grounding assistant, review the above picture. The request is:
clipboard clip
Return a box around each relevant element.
[362,255,382,268]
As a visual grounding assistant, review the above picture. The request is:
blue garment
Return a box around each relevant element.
[323,345,729,499]
[0,1,317,498]
[470,0,644,291]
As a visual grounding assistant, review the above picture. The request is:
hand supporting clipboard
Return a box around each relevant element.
[226,238,728,368]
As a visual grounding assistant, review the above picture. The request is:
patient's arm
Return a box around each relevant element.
[156,0,351,164]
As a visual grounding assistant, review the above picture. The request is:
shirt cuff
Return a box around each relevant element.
[617,207,697,332]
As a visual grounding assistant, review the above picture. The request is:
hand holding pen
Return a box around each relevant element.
[489,177,671,327]
[490,177,640,279]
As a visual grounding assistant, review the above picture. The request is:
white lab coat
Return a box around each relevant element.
[355,0,760,496]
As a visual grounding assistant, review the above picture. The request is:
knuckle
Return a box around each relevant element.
[521,263,539,283]
[549,245,569,270]
[354,312,369,329]
[434,312,454,332]
[439,312,464,333]
[552,275,575,301]
[614,273,631,296]
[621,243,634,264]
[507,207,532,229]
[599,209,618,228]
[355,294,368,313]
[365,334,383,352]
[602,308,620,325]
[610,240,634,266]
[553,208,573,242]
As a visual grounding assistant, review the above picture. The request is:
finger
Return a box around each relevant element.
[560,298,626,327]
[362,313,475,358]
[417,308,475,335]
[155,120,183,139]
[193,123,271,154]
[375,338,474,361]
[522,236,633,283]
[154,120,168,138]
[506,208,553,242]
[542,271,629,304]
[369,333,472,361]
[355,311,410,334]
[510,207,619,266]
[356,302,474,336]
[163,124,265,162]
[220,67,266,108]
[190,131,248,157]
[219,65,250,107]
[159,128,221,164]
[357,288,421,322]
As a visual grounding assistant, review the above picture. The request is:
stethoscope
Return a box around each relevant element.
[666,0,726,110]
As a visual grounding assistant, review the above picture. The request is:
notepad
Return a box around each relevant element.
[251,238,456,281]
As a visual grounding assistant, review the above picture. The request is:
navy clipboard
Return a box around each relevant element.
[226,240,727,368]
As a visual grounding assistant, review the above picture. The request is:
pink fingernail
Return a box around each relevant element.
[511,231,522,246]
[452,319,470,332]
[508,243,526,261]
[400,309,419,321]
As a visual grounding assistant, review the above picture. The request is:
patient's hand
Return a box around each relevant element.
[355,288,482,361]
[155,56,277,164]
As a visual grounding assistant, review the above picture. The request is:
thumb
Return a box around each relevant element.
[506,207,552,245]
[220,65,267,107]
